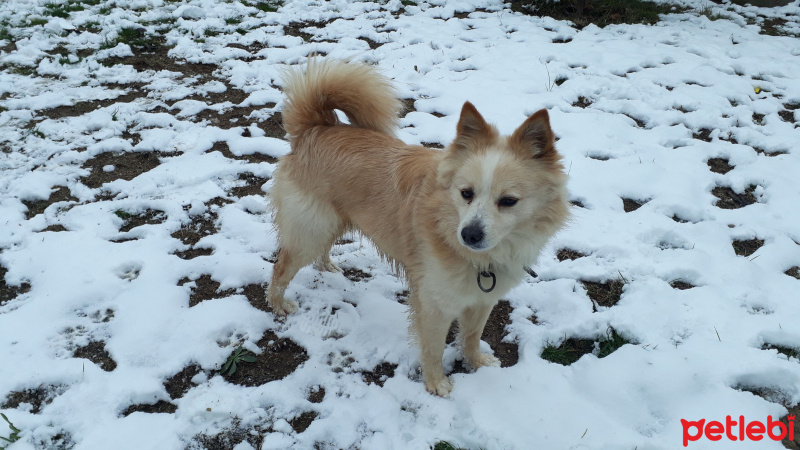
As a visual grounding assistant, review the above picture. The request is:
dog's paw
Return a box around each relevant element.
[468,352,501,369]
[425,376,453,397]
[313,258,342,273]
[270,298,298,315]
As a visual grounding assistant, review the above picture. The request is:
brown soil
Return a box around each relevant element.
[118,209,166,232]
[192,425,265,450]
[80,151,163,189]
[786,267,800,280]
[572,96,593,108]
[542,337,596,366]
[229,173,270,198]
[480,300,519,367]
[707,157,734,174]
[21,186,77,219]
[1,385,65,414]
[73,341,117,372]
[164,364,203,400]
[222,330,308,387]
[1,265,31,304]
[174,247,214,260]
[307,386,325,403]
[712,185,758,209]
[582,279,625,309]
[40,87,145,119]
[121,400,177,416]
[208,141,278,164]
[343,268,372,282]
[670,280,696,290]
[732,238,764,257]
[361,362,398,387]
[290,411,318,433]
[41,224,68,232]
[171,198,230,246]
[557,248,587,261]
[622,197,647,212]
[179,274,237,307]
[693,128,713,142]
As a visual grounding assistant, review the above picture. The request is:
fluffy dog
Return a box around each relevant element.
[268,59,569,396]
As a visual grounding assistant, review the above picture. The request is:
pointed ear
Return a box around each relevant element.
[511,109,556,159]
[453,101,495,151]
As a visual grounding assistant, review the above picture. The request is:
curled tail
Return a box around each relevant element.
[280,59,402,138]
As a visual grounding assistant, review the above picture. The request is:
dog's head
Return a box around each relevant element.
[437,102,568,261]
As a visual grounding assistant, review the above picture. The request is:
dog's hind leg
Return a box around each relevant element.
[268,182,343,315]
[313,252,342,273]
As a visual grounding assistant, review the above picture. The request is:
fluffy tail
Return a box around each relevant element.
[280,59,402,138]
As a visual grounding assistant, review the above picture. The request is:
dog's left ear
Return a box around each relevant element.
[453,101,496,151]
[510,109,556,160]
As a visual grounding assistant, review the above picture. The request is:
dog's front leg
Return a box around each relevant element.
[413,300,454,397]
[459,302,501,370]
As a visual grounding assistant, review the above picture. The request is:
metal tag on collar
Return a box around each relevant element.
[477,271,496,293]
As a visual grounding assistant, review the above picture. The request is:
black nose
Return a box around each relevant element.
[461,224,484,247]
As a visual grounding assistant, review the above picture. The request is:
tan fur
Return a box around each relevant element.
[268,59,569,396]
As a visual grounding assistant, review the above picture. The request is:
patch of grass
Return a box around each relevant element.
[28,17,49,26]
[0,413,21,449]
[204,28,220,37]
[225,17,243,25]
[542,327,633,365]
[44,2,85,18]
[508,0,687,29]
[254,1,282,12]
[763,344,799,361]
[114,210,133,220]
[0,28,11,41]
[220,346,257,376]
[401,0,417,5]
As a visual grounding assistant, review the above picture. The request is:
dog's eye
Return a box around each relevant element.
[460,189,474,201]
[498,197,518,207]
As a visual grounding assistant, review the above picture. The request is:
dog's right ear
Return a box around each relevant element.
[452,101,495,151]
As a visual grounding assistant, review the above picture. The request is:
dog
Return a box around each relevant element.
[267,59,569,396]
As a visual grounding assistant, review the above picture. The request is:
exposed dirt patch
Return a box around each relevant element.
[1,265,31,305]
[230,172,270,197]
[290,411,318,433]
[752,112,765,125]
[732,238,764,257]
[307,386,325,403]
[671,214,690,223]
[582,279,625,309]
[753,146,788,157]
[400,98,417,117]
[41,224,68,232]
[73,341,117,372]
[571,96,593,108]
[622,197,647,212]
[164,364,203,400]
[101,42,216,79]
[171,198,230,246]
[191,107,284,138]
[343,268,372,282]
[358,36,383,50]
[396,289,409,304]
[481,300,519,367]
[191,424,266,450]
[361,362,398,387]
[240,283,270,313]
[208,140,278,164]
[40,87,146,119]
[121,400,177,416]
[21,186,77,219]
[117,209,166,232]
[707,157,734,174]
[780,403,800,449]
[571,199,586,208]
[786,266,800,280]
[779,109,796,123]
[80,151,163,189]
[712,185,758,209]
[692,128,713,142]
[670,280,696,290]
[1,385,65,414]
[179,274,236,307]
[422,142,444,149]
[283,20,334,42]
[557,248,587,261]
[223,330,308,387]
[174,247,214,260]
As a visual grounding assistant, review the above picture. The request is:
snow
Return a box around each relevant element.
[1,0,800,448]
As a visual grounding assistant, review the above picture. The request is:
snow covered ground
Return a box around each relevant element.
[1,0,799,448]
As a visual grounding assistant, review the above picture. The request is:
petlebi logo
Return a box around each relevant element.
[681,414,795,447]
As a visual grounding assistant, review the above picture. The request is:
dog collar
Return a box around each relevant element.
[477,266,538,293]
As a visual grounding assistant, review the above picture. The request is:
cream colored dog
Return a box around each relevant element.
[268,59,569,396]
